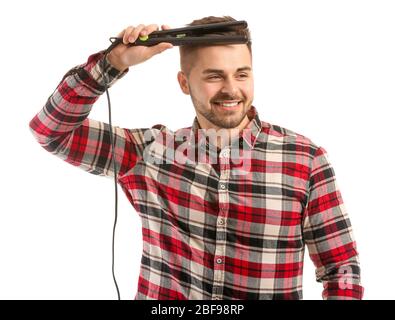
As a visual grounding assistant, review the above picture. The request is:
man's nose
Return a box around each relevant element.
[220,78,238,96]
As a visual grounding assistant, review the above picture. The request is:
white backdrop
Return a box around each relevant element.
[1,0,394,300]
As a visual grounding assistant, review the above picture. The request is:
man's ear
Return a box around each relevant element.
[177,71,190,95]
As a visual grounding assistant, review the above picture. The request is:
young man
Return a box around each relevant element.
[29,16,363,300]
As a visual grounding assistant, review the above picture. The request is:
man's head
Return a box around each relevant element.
[177,16,254,130]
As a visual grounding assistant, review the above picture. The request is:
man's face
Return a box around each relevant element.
[178,44,254,129]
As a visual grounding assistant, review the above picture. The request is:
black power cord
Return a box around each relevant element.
[101,50,121,300]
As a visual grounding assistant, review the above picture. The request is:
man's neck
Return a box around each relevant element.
[196,113,251,149]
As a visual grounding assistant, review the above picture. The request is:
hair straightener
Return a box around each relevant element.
[101,20,249,300]
[105,20,249,54]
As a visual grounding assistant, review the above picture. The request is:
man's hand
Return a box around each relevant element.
[107,24,174,71]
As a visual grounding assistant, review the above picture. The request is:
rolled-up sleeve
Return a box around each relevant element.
[302,146,364,300]
[28,50,150,179]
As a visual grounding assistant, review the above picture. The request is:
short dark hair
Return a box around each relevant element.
[179,16,252,76]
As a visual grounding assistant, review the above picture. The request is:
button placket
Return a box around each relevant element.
[213,148,230,299]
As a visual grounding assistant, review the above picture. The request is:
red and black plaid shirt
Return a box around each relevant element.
[29,50,364,300]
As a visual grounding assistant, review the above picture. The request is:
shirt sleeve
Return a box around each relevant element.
[302,146,364,300]
[28,49,152,179]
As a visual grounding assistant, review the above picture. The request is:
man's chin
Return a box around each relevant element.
[212,115,247,129]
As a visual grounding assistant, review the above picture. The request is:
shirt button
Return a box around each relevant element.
[219,183,226,190]
[216,258,223,264]
[220,149,230,158]
[218,218,225,225]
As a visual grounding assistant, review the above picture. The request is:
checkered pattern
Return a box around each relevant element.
[29,50,364,300]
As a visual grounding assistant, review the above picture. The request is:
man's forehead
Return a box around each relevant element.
[184,45,252,76]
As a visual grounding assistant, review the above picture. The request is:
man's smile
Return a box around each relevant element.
[212,100,243,111]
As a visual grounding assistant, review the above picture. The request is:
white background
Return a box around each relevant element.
[0,0,394,300]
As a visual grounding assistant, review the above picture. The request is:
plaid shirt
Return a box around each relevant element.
[29,50,364,300]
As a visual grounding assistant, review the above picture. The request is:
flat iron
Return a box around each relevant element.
[105,20,249,52]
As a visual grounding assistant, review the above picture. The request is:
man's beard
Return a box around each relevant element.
[190,89,252,129]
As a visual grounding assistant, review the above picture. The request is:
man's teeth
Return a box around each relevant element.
[215,101,240,107]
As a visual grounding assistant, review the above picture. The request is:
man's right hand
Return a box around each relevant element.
[106,24,174,71]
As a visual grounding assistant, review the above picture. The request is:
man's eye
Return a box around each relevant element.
[208,75,221,80]
[238,73,248,78]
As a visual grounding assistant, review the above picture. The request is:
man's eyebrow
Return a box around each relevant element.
[202,66,252,74]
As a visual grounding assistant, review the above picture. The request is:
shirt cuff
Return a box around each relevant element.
[323,282,364,300]
[82,50,129,92]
